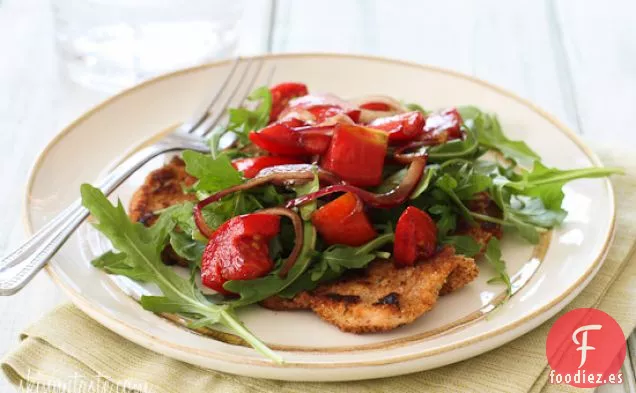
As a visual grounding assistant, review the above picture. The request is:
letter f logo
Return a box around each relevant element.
[572,324,602,368]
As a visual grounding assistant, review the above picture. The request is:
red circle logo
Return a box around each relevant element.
[546,308,625,387]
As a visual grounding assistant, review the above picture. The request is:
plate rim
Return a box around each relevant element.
[22,52,616,369]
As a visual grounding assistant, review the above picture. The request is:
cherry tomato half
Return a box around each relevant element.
[201,214,280,295]
[393,206,437,266]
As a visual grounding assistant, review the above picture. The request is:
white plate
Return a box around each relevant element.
[24,54,615,381]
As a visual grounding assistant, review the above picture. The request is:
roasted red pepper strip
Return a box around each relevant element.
[249,122,306,156]
[368,111,425,144]
[294,125,334,154]
[393,206,437,266]
[321,124,388,187]
[232,156,304,178]
[249,121,335,156]
[269,82,309,122]
[201,214,280,295]
[421,108,463,143]
[311,193,377,246]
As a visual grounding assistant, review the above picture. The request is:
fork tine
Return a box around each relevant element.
[179,57,241,134]
[233,58,267,107]
[264,64,277,86]
[199,60,274,138]
[190,58,258,138]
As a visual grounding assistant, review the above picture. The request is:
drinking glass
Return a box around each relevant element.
[52,0,243,91]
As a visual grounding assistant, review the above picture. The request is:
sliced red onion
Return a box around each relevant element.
[255,164,344,186]
[315,112,356,126]
[393,142,433,164]
[285,158,426,209]
[257,207,303,277]
[193,165,343,238]
[344,192,365,220]
[293,124,336,137]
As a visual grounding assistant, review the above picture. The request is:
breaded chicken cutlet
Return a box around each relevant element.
[129,156,196,266]
[129,156,196,225]
[261,246,476,333]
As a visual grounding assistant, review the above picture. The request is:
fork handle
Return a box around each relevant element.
[0,138,207,295]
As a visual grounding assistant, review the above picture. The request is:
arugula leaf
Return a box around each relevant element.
[458,106,540,166]
[206,125,230,159]
[169,231,206,264]
[505,161,623,210]
[376,167,407,194]
[81,184,281,362]
[483,238,512,296]
[92,251,155,282]
[428,204,457,238]
[503,210,541,244]
[227,86,272,144]
[410,165,439,199]
[257,184,287,206]
[182,151,243,193]
[140,295,208,315]
[427,125,480,161]
[281,233,395,296]
[454,171,492,200]
[437,160,493,200]
[435,174,475,224]
[508,195,566,228]
[318,234,394,272]
[457,106,482,121]
[478,115,540,166]
[404,102,428,114]
[160,202,198,237]
[293,170,319,220]
[442,236,481,257]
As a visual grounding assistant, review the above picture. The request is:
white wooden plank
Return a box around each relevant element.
[272,0,575,131]
[238,0,274,54]
[553,0,636,142]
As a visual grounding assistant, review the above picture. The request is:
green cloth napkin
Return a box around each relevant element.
[3,148,636,393]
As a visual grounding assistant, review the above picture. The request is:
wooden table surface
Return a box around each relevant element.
[1,0,634,391]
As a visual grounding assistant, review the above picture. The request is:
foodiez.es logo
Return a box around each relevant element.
[572,324,602,368]
[546,308,625,388]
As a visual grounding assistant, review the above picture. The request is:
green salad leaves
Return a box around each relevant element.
[181,151,242,193]
[226,86,272,145]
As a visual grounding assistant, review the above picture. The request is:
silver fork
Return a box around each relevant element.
[0,56,272,295]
